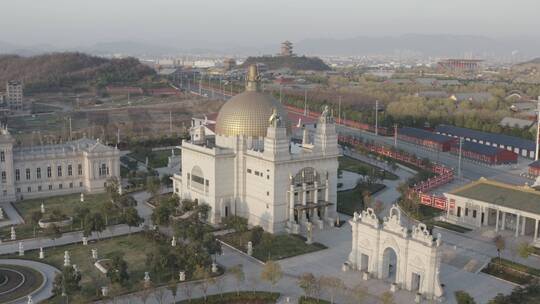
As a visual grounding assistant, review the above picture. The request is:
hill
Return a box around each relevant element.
[0,52,155,93]
[240,55,330,71]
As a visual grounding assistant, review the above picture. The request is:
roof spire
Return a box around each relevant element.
[246,64,260,92]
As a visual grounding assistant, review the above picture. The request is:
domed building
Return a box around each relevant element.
[172,65,340,233]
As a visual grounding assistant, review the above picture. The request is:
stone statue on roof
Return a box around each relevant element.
[269,107,282,128]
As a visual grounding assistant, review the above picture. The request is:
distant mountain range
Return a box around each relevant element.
[2,34,540,59]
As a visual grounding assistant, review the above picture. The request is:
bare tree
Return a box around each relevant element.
[152,286,167,304]
[181,282,193,303]
[193,265,215,301]
[320,276,344,304]
[260,260,283,293]
[229,264,245,296]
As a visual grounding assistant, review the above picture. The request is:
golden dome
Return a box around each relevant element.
[215,91,290,137]
[215,64,290,137]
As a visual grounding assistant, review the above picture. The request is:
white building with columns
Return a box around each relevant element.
[0,126,120,203]
[172,65,340,233]
[444,178,540,246]
[348,206,444,300]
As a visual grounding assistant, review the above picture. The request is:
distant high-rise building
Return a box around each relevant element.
[280,40,294,57]
[6,81,23,111]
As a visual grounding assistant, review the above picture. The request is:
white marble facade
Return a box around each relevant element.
[348,206,444,300]
[0,126,120,202]
[172,67,340,233]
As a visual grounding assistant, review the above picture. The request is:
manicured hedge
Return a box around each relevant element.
[176,291,280,303]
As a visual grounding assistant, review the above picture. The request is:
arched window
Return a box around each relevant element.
[293,167,320,186]
[191,166,205,191]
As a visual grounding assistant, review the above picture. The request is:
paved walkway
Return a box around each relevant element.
[0,202,24,228]
[0,259,59,304]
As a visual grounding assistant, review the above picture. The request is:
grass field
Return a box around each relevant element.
[176,291,281,304]
[219,231,326,262]
[337,183,386,216]
[0,193,124,240]
[481,258,540,285]
[2,233,167,303]
[339,156,398,181]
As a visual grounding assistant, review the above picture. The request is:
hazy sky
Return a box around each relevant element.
[1,0,539,48]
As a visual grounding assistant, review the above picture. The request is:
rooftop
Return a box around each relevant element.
[449,179,540,214]
[435,124,536,151]
[399,127,455,144]
[453,141,503,156]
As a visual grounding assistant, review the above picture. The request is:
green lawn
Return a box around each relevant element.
[398,201,442,222]
[339,156,398,181]
[337,183,386,216]
[1,233,201,303]
[176,291,280,304]
[298,296,331,304]
[481,258,540,285]
[0,193,124,240]
[219,231,326,262]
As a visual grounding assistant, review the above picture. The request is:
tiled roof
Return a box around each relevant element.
[435,124,536,151]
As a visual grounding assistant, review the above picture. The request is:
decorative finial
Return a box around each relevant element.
[246,64,260,92]
[268,108,282,127]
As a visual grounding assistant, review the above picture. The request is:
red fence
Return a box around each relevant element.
[338,134,452,210]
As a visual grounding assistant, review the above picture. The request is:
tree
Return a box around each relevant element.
[193,265,215,301]
[146,176,161,197]
[181,279,193,303]
[493,235,506,269]
[152,204,173,227]
[298,272,320,300]
[260,260,283,292]
[99,200,115,226]
[518,242,534,259]
[52,266,82,296]
[123,206,143,234]
[106,176,121,203]
[85,212,106,240]
[455,290,477,304]
[380,291,395,304]
[107,254,130,287]
[45,224,62,247]
[74,205,90,230]
[347,285,368,304]
[167,280,179,304]
[250,226,265,246]
[229,264,245,296]
[30,211,42,237]
[223,215,248,244]
[320,276,344,304]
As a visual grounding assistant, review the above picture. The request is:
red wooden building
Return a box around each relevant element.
[398,127,456,151]
[450,141,518,165]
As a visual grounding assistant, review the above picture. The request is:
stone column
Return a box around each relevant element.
[495,209,500,232]
[501,212,506,231]
[289,184,295,223]
[301,183,307,222]
[477,207,482,227]
[484,208,489,226]
[516,214,520,237]
[521,216,526,236]
[312,181,319,221]
[534,219,539,241]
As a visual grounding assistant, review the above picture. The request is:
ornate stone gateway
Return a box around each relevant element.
[348,206,444,300]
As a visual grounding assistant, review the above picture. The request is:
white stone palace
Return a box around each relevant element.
[348,206,444,300]
[0,126,120,203]
[172,65,340,233]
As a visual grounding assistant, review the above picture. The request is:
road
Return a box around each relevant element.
[338,126,531,186]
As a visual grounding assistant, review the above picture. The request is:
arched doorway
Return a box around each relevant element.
[382,247,398,283]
